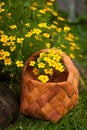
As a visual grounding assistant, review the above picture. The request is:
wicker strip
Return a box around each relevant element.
[20,49,79,122]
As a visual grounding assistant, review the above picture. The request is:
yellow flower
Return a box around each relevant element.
[2,42,9,46]
[0,50,5,60]
[70,46,75,50]
[16,60,24,67]
[0,2,5,6]
[9,41,15,46]
[0,3,5,12]
[17,38,24,43]
[9,25,17,29]
[43,33,50,38]
[45,42,51,48]
[50,0,55,2]
[52,11,58,16]
[53,54,61,61]
[10,46,16,51]
[33,68,39,75]
[67,33,74,39]
[44,68,53,75]
[50,24,57,29]
[7,13,11,18]
[53,21,58,25]
[55,63,64,72]
[33,28,42,35]
[44,7,52,12]
[4,51,10,57]
[48,60,56,67]
[56,28,62,33]
[58,17,65,21]
[39,52,46,58]
[9,36,16,41]
[38,75,49,83]
[25,30,33,37]
[43,57,51,63]
[70,42,80,50]
[65,37,73,41]
[4,58,12,65]
[32,2,37,6]
[48,49,55,55]
[39,9,46,14]
[0,30,4,34]
[25,23,30,27]
[0,34,9,43]
[30,6,36,10]
[60,44,66,48]
[70,42,76,47]
[35,35,42,41]
[0,49,10,60]
[58,49,63,54]
[65,34,74,41]
[69,53,75,59]
[29,61,35,66]
[38,62,45,68]
[38,23,47,28]
[46,2,53,6]
[0,8,5,13]
[64,26,71,32]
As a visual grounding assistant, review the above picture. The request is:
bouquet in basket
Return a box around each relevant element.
[29,48,64,83]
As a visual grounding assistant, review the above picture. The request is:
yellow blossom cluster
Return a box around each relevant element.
[29,48,64,83]
[9,25,17,29]
[0,30,24,68]
[0,2,5,13]
[16,60,24,67]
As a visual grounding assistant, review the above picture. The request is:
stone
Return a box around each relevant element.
[0,83,18,127]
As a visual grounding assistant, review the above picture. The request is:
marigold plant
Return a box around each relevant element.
[0,0,82,85]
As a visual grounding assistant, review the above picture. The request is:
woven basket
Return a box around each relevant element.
[20,49,79,122]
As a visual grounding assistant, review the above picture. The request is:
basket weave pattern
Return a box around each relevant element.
[20,50,79,122]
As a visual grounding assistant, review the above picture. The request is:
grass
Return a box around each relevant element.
[70,23,87,68]
[70,22,87,87]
